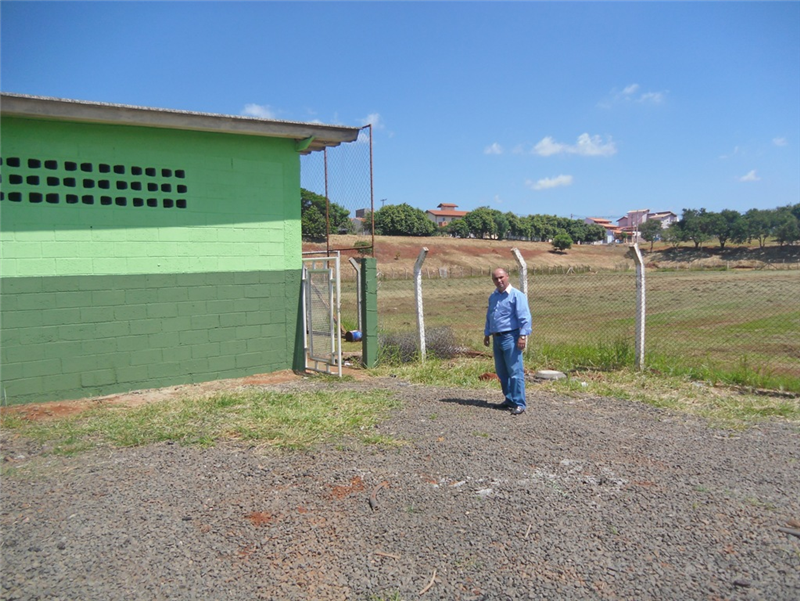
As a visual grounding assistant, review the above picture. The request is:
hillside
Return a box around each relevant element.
[303,235,800,274]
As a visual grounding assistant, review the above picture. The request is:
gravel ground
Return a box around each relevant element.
[1,375,799,601]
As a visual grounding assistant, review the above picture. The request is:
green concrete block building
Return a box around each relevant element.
[0,93,360,404]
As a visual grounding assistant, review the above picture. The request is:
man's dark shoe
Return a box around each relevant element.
[496,401,514,409]
[510,406,526,415]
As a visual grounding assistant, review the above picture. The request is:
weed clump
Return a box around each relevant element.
[379,327,459,364]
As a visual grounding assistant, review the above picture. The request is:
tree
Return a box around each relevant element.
[743,208,774,248]
[774,211,800,246]
[373,203,436,236]
[679,208,711,249]
[506,212,531,240]
[301,188,352,241]
[551,232,573,252]
[565,220,588,244]
[445,217,470,238]
[584,223,607,244]
[663,221,687,248]
[709,209,742,249]
[492,210,510,240]
[527,215,549,241]
[530,214,559,241]
[464,207,498,239]
[360,210,375,234]
[638,219,663,251]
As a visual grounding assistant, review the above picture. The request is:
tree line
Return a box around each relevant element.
[643,204,800,250]
[301,188,606,245]
[301,188,800,250]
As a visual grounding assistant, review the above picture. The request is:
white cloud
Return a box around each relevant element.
[533,134,616,157]
[526,174,574,191]
[533,136,569,157]
[360,113,383,129]
[574,133,617,156]
[773,137,788,147]
[739,170,761,182]
[242,103,277,120]
[484,142,503,155]
[638,91,665,104]
[603,84,667,107]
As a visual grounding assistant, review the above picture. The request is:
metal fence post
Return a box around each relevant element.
[414,247,429,361]
[631,243,646,370]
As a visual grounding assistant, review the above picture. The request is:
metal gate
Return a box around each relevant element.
[302,253,342,376]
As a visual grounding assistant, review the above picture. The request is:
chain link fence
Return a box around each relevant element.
[300,126,374,250]
[369,249,800,385]
[300,129,374,345]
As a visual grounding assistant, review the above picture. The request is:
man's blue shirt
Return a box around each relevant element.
[484,285,532,336]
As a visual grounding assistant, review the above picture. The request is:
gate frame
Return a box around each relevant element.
[302,251,342,377]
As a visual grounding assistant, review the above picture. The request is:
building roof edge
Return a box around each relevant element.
[0,92,362,153]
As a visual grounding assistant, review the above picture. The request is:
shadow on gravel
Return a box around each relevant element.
[435,397,507,410]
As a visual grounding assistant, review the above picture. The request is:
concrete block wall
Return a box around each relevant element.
[0,116,304,404]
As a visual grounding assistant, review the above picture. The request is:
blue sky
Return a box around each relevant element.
[2,1,799,222]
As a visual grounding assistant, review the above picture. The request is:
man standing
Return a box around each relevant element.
[483,268,532,415]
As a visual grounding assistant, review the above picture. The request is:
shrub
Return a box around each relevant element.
[552,233,573,252]
[378,326,459,364]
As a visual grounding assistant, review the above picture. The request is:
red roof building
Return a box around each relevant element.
[426,203,468,227]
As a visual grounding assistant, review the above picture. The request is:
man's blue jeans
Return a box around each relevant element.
[492,330,526,409]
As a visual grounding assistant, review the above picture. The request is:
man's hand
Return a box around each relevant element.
[483,335,490,347]
[517,336,527,350]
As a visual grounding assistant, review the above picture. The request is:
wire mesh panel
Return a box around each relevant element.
[645,269,800,378]
[528,270,637,348]
[302,256,341,375]
[300,126,374,253]
[387,268,636,358]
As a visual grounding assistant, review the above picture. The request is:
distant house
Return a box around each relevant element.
[616,209,678,242]
[647,211,678,228]
[426,203,468,228]
[617,209,650,230]
[351,208,369,233]
[584,217,622,244]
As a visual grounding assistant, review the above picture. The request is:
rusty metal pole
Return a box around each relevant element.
[324,147,330,256]
[367,124,375,258]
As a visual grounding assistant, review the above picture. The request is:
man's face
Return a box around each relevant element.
[492,271,509,292]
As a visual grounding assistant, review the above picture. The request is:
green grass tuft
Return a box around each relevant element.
[1,387,401,458]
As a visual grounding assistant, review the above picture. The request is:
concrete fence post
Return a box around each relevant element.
[348,257,362,331]
[511,248,528,296]
[414,247,429,362]
[512,248,530,355]
[360,257,378,368]
[631,243,646,370]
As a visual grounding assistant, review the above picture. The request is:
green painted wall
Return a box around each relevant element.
[1,116,304,404]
